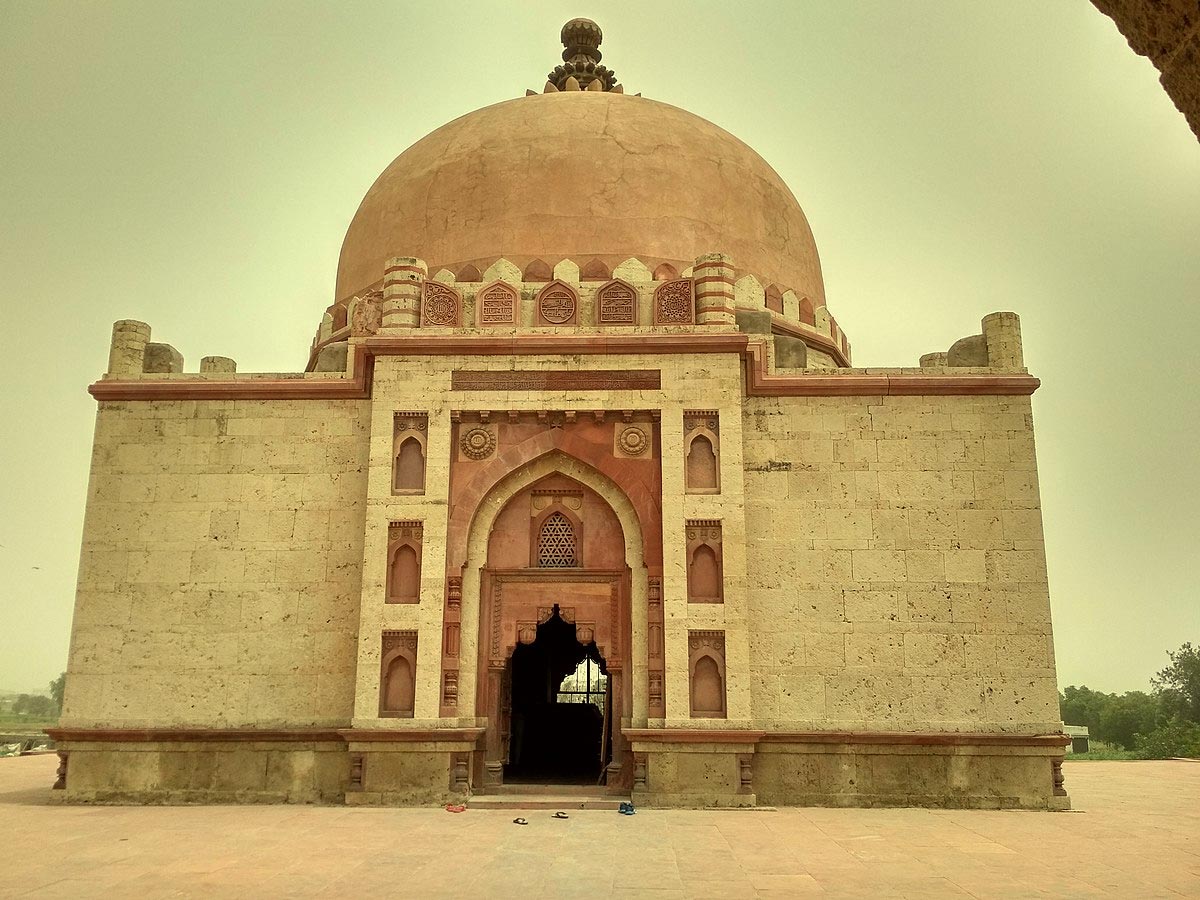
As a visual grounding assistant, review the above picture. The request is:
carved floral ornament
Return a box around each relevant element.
[654,279,694,324]
[422,281,460,326]
[618,425,649,456]
[460,426,496,460]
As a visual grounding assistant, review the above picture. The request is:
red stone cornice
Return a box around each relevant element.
[87,334,1039,401]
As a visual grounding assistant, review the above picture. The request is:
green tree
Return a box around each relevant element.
[1151,642,1200,723]
[1097,691,1158,749]
[1135,719,1200,759]
[49,672,66,713]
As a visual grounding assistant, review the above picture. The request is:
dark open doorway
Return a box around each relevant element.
[504,605,612,784]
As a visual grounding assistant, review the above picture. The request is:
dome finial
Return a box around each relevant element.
[547,18,621,92]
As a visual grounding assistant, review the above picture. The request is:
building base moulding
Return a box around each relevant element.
[46,727,485,806]
[44,728,1068,809]
[622,729,1070,811]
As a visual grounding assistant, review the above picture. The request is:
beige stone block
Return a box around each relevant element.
[944,550,986,583]
[127,549,193,584]
[789,549,853,583]
[904,633,966,671]
[985,550,1047,584]
[844,590,902,623]
[845,632,904,669]
[777,674,826,719]
[804,632,845,667]
[905,550,945,582]
[851,550,906,582]
[824,673,912,721]
[825,509,872,540]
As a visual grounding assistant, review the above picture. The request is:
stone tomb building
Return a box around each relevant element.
[53,21,1069,809]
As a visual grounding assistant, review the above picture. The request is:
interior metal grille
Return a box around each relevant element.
[537,512,578,567]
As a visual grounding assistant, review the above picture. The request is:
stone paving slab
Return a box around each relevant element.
[1,756,1197,898]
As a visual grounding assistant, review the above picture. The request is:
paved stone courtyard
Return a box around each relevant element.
[1,756,1196,898]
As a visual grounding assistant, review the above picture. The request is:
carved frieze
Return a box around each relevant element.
[451,370,660,391]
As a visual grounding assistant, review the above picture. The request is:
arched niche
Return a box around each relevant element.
[379,631,418,717]
[456,263,482,282]
[685,433,719,493]
[394,434,426,494]
[765,284,784,314]
[652,262,678,281]
[688,631,727,719]
[388,542,421,603]
[688,544,721,602]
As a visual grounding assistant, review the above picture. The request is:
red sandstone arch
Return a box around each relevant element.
[445,429,663,573]
[460,463,642,791]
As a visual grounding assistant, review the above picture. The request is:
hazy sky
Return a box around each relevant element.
[1,1,1197,695]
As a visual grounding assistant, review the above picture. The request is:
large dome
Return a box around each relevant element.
[335,91,826,306]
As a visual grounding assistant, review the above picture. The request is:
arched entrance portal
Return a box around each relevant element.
[505,606,612,783]
[473,471,633,790]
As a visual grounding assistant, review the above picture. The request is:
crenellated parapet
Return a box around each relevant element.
[309,253,853,372]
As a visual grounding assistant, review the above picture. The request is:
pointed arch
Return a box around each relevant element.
[456,263,482,282]
[451,449,651,721]
[652,262,678,281]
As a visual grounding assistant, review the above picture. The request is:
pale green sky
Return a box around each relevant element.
[1,1,1197,695]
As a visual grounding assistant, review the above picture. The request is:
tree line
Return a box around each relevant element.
[1060,642,1200,758]
[1,673,65,722]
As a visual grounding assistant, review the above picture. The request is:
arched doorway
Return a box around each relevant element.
[505,605,612,783]
[472,471,633,790]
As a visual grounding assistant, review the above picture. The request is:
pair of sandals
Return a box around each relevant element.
[512,811,569,825]
[618,801,636,815]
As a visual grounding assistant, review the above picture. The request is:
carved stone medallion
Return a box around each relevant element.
[460,426,496,460]
[617,425,649,456]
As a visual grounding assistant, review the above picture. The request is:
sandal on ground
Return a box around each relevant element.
[444,804,467,813]
[512,817,528,825]
[552,811,569,819]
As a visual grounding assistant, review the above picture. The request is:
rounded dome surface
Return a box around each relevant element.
[336,92,825,305]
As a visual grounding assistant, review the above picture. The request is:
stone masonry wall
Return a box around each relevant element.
[62,398,370,727]
[742,393,1060,734]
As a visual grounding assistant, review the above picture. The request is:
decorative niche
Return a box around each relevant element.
[686,520,723,604]
[379,630,418,717]
[386,521,423,604]
[688,630,727,719]
[392,413,428,494]
[683,411,720,493]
